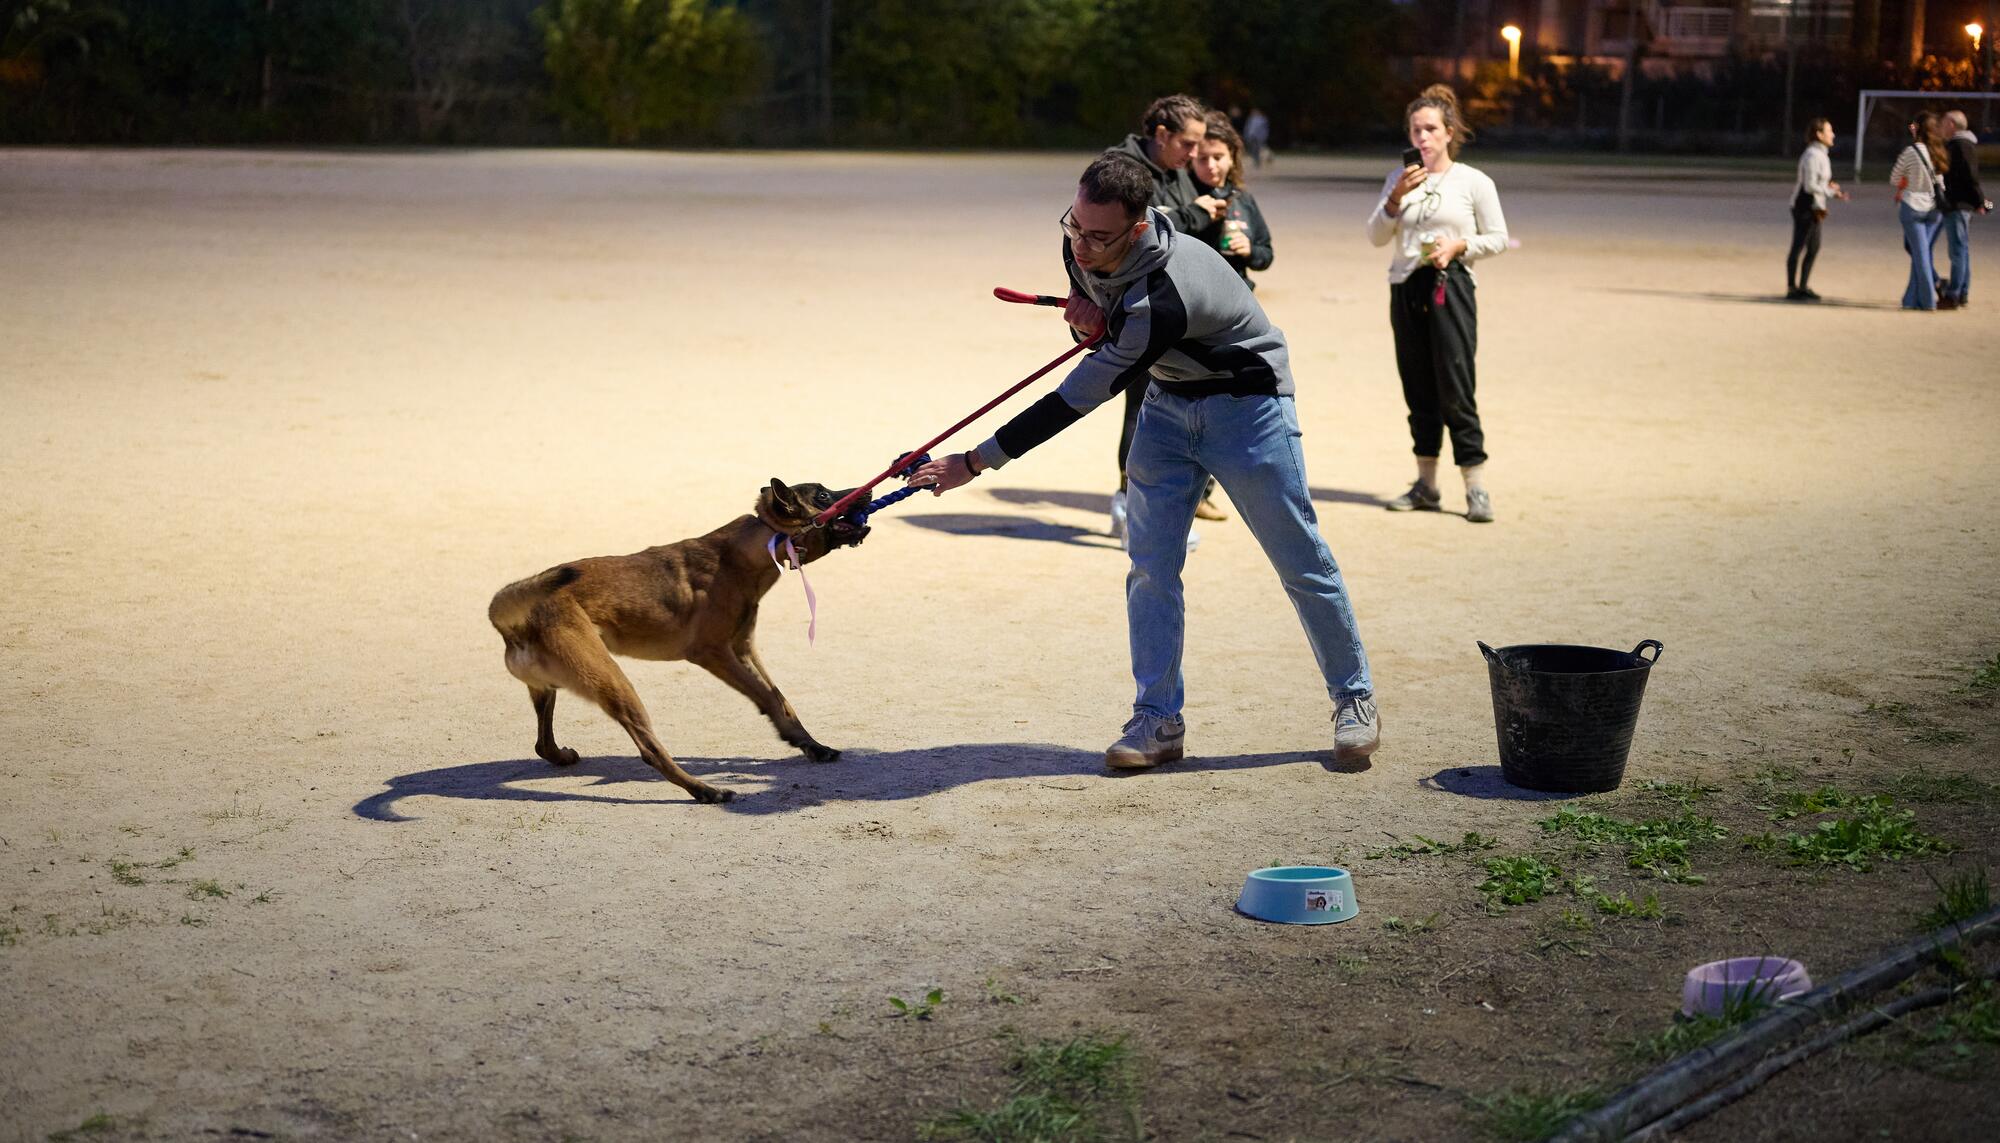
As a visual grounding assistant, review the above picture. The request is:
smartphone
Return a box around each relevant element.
[1401,147,1422,169]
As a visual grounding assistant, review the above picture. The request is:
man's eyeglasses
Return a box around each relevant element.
[1060,208,1139,251]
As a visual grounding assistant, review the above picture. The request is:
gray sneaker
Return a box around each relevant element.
[1105,712,1186,770]
[1465,488,1494,524]
[1332,696,1380,762]
[1385,481,1442,512]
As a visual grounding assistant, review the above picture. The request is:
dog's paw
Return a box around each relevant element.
[689,784,736,805]
[805,744,841,763]
[538,745,580,766]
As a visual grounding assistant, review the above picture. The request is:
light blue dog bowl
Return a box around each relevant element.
[1236,865,1360,925]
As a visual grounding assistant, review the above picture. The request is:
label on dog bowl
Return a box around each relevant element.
[1303,889,1344,912]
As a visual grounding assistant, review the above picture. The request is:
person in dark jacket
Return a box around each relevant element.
[1108,94,1229,544]
[1940,109,1992,310]
[1191,110,1274,288]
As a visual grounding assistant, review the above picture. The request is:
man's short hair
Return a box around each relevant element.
[1142,94,1208,137]
[1080,151,1153,219]
[1946,109,1969,130]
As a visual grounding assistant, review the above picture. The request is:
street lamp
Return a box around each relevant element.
[1969,23,1985,58]
[1501,24,1522,81]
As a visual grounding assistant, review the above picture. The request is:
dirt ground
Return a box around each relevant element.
[2,148,1997,1143]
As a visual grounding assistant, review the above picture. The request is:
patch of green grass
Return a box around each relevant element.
[1556,907,1595,932]
[1882,771,2000,805]
[1367,832,1500,860]
[0,920,21,948]
[179,913,208,927]
[47,1112,118,1141]
[1967,653,2000,691]
[1469,1086,1603,1141]
[1479,856,1565,908]
[1537,807,1725,882]
[923,1032,1139,1143]
[923,1093,1093,1142]
[1382,912,1440,934]
[1744,762,1805,791]
[1927,981,2000,1047]
[1587,889,1665,919]
[1866,700,1921,726]
[1635,777,1721,805]
[1763,784,1864,821]
[983,977,1023,1006]
[186,879,232,901]
[1747,797,1953,871]
[1916,868,1992,932]
[107,860,146,886]
[889,988,944,1020]
[1630,989,1772,1063]
[1909,727,1972,746]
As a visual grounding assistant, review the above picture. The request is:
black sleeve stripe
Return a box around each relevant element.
[1103,270,1188,396]
[994,391,1085,460]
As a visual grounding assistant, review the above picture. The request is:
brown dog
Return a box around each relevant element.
[487,479,869,803]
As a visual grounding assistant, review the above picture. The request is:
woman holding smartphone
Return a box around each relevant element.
[1191,110,1274,288]
[1365,85,1509,523]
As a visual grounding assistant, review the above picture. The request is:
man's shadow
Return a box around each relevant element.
[985,485,1384,519]
[353,742,1355,822]
[1606,286,1904,312]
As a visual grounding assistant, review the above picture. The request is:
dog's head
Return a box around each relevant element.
[759,479,871,550]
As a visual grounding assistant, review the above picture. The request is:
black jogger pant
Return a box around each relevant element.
[1389,263,1485,468]
[1787,191,1822,291]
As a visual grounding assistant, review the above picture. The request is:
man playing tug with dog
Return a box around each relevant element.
[907,152,1380,768]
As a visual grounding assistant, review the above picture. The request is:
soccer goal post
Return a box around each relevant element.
[1855,89,2000,178]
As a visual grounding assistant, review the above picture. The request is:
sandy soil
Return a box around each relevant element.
[2,148,1996,1142]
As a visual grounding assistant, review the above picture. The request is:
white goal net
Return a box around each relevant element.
[1855,89,2000,178]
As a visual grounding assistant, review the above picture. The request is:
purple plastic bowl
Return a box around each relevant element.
[1681,956,1812,1017]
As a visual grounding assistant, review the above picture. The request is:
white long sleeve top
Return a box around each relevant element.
[1365,161,1509,284]
[1889,143,1941,213]
[1793,141,1832,210]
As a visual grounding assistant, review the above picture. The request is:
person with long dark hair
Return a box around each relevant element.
[1786,118,1848,302]
[1890,111,1949,311]
[1365,85,1509,523]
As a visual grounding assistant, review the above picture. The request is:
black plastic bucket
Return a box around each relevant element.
[1479,640,1663,793]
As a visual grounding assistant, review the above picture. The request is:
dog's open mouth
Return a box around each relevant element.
[828,514,871,548]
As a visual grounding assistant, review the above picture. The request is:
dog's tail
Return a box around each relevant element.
[487,565,580,634]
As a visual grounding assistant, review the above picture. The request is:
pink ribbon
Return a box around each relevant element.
[767,534,816,646]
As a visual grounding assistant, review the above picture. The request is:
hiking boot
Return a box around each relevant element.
[1194,487,1230,521]
[1105,712,1186,770]
[1465,488,1494,524]
[1799,288,1822,302]
[1332,696,1380,763]
[1385,481,1442,512]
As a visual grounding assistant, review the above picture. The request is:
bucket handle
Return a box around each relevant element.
[1478,640,1499,663]
[1632,639,1664,665]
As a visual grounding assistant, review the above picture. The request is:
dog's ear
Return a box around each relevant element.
[766,478,803,515]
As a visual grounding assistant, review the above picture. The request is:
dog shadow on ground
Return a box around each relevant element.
[1606,286,1904,312]
[354,743,1363,822]
[1420,764,1588,802]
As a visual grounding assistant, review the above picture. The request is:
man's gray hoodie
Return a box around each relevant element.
[1110,133,1210,235]
[974,207,1294,472]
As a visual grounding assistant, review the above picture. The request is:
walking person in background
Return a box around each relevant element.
[1940,109,1992,311]
[1244,106,1272,168]
[1365,85,1509,524]
[1786,118,1848,302]
[1890,112,1949,312]
[1108,94,1228,546]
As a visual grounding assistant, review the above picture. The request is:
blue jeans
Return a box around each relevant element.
[1123,388,1372,718]
[1942,208,1973,302]
[1900,202,1942,310]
